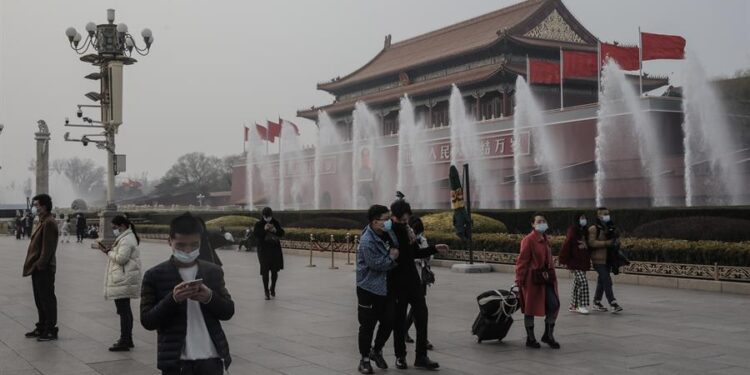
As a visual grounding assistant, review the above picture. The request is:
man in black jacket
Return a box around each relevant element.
[75,213,86,243]
[141,212,234,375]
[380,199,446,370]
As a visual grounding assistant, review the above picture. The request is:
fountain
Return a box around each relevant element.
[352,101,382,209]
[314,111,345,209]
[682,54,745,206]
[396,95,435,208]
[595,59,669,207]
[280,120,303,210]
[448,85,492,208]
[513,76,564,207]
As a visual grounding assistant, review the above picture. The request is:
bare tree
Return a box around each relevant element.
[53,157,106,197]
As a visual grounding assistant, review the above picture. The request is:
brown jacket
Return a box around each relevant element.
[23,213,59,276]
[587,224,614,265]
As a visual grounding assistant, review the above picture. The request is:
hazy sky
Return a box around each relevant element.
[1,0,748,190]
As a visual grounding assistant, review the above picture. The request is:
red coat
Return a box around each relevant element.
[514,230,559,317]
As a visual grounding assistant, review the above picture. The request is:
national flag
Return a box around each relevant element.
[600,43,639,70]
[641,32,686,60]
[563,50,598,78]
[279,118,301,135]
[528,59,560,84]
[267,120,281,142]
[256,123,270,142]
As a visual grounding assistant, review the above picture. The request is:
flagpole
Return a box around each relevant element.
[597,41,601,101]
[526,54,530,83]
[638,26,644,96]
[560,47,564,110]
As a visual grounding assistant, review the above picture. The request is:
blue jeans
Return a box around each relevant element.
[593,264,616,304]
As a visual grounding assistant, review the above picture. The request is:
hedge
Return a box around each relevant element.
[205,215,258,228]
[421,212,507,234]
[632,216,750,242]
[136,224,750,266]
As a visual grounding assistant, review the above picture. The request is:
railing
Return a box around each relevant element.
[138,234,750,283]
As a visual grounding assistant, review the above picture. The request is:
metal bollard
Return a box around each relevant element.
[307,234,316,267]
[346,233,354,265]
[329,235,338,269]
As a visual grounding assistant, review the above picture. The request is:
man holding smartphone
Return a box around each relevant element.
[141,212,235,375]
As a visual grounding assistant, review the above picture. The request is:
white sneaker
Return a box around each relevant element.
[576,306,590,315]
[568,305,577,313]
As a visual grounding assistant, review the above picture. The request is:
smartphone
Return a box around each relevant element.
[182,279,204,288]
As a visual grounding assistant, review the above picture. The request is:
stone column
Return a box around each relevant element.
[34,120,50,195]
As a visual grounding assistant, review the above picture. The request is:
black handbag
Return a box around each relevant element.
[421,264,435,286]
[530,245,553,285]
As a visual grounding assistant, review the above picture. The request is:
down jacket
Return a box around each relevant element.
[140,258,234,371]
[104,229,142,300]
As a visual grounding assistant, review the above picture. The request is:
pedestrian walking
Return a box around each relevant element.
[515,212,561,349]
[23,211,33,239]
[559,213,591,314]
[22,194,59,341]
[15,212,23,240]
[76,213,86,243]
[98,215,142,351]
[61,218,72,243]
[140,212,234,375]
[253,207,284,300]
[403,216,435,349]
[356,204,399,375]
[388,199,446,370]
[588,207,623,313]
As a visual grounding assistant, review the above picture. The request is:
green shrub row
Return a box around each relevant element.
[137,224,750,266]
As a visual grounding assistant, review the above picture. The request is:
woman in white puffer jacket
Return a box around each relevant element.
[98,215,142,352]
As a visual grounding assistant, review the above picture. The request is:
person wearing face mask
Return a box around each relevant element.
[588,207,623,313]
[514,213,560,349]
[386,199,447,370]
[403,216,435,349]
[253,207,285,300]
[98,215,142,351]
[22,194,60,341]
[559,213,592,315]
[356,205,400,374]
[141,212,235,375]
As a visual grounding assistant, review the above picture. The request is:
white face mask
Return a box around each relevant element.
[579,219,588,227]
[535,223,549,233]
[113,228,121,237]
[31,207,38,215]
[600,215,611,223]
[173,248,200,264]
[263,216,272,222]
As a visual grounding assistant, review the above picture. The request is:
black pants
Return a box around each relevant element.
[404,284,428,334]
[16,227,22,239]
[76,228,85,242]
[31,269,57,331]
[162,358,224,375]
[393,292,428,358]
[114,298,133,341]
[261,270,278,295]
[357,287,394,358]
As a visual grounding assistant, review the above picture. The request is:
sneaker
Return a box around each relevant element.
[611,303,623,313]
[568,305,577,313]
[395,356,408,370]
[576,306,590,315]
[358,359,374,374]
[24,328,42,338]
[592,302,608,312]
[368,349,387,369]
[108,339,132,352]
[36,328,58,342]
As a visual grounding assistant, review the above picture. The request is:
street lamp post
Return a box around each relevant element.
[197,194,206,207]
[64,9,153,247]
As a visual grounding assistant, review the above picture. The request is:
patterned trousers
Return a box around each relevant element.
[570,270,590,308]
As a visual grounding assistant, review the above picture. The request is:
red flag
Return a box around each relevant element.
[600,43,639,70]
[641,32,685,60]
[279,118,300,135]
[267,120,281,142]
[562,51,598,78]
[255,123,269,142]
[528,59,560,84]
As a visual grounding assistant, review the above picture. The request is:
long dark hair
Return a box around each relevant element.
[112,215,140,245]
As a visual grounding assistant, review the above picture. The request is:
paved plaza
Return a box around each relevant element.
[0,236,749,375]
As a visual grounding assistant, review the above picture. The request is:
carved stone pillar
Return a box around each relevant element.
[34,120,50,195]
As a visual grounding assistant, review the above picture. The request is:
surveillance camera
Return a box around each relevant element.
[65,117,70,125]
[77,108,83,118]
[81,136,89,146]
[83,117,90,123]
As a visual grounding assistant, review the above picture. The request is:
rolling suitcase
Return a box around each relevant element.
[472,289,519,343]
[472,312,513,343]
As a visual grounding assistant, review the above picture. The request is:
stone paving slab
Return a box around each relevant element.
[0,236,749,374]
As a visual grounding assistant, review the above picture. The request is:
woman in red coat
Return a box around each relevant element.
[514,213,560,349]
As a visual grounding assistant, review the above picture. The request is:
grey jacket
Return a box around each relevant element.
[356,225,397,296]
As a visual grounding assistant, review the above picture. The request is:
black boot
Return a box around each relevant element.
[525,326,540,348]
[368,349,387,369]
[395,356,408,370]
[24,326,42,338]
[264,291,271,300]
[541,323,561,349]
[414,355,440,370]
[108,338,133,352]
[358,358,374,374]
